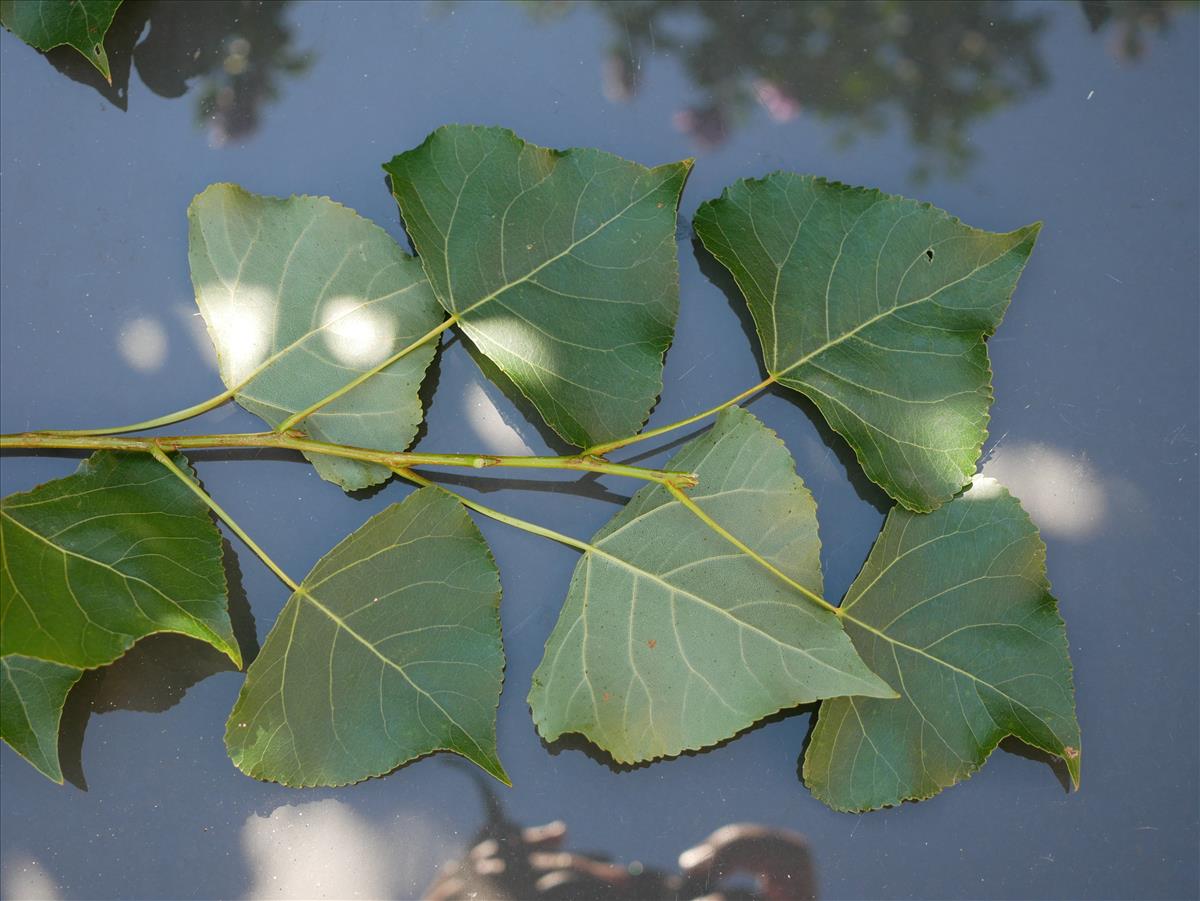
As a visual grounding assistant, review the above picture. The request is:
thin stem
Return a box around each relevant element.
[665,483,840,616]
[395,466,840,621]
[0,431,697,488]
[392,467,593,554]
[148,445,300,593]
[37,387,237,437]
[585,375,776,457]
[277,313,461,432]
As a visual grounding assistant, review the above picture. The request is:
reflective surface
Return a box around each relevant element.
[2,1,1197,898]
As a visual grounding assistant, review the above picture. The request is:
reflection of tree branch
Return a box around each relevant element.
[580,1,1053,176]
[528,0,1191,176]
[31,0,313,144]
[1080,0,1194,61]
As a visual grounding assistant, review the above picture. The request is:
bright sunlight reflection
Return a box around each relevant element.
[206,289,272,383]
[982,441,1109,539]
[319,296,397,368]
[116,317,169,373]
[462,381,535,455]
[0,853,60,900]
[240,798,452,900]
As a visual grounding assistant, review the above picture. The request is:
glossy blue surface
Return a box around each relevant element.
[2,2,1197,898]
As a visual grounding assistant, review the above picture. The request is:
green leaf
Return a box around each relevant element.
[1,451,240,780]
[528,407,894,765]
[188,183,444,491]
[803,479,1080,812]
[384,125,691,449]
[694,173,1041,512]
[225,486,508,787]
[0,0,123,81]
[1,656,82,783]
[1,451,240,669]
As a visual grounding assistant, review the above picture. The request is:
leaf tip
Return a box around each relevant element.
[1062,745,1081,789]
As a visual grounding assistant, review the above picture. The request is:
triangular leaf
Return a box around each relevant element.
[1,656,83,783]
[694,173,1041,512]
[384,125,691,448]
[803,479,1080,812]
[529,407,894,764]
[1,451,240,780]
[0,0,123,81]
[188,183,444,491]
[1,451,240,669]
[225,487,508,787]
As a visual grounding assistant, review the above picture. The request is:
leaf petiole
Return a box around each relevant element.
[392,467,594,555]
[664,482,840,616]
[147,445,300,593]
[36,386,238,437]
[276,313,462,432]
[584,375,777,457]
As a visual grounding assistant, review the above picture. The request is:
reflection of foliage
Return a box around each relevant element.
[548,0,1052,178]
[34,0,313,144]
[1080,0,1197,61]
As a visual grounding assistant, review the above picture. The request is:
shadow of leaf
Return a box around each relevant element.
[54,538,256,789]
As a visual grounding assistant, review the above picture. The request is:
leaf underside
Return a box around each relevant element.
[804,479,1080,812]
[225,487,508,788]
[188,183,444,492]
[529,407,894,765]
[1,655,83,783]
[0,451,239,780]
[694,173,1041,512]
[384,124,692,449]
[0,0,123,81]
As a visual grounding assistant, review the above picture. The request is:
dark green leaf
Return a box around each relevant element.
[529,408,894,764]
[188,183,444,491]
[1,451,240,669]
[803,479,1080,811]
[384,125,691,448]
[1,451,239,780]
[0,0,123,81]
[694,173,1041,512]
[225,487,508,787]
[0,655,82,783]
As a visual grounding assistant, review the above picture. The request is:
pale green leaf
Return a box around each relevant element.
[0,0,123,81]
[1,655,82,783]
[1,451,240,781]
[225,487,508,787]
[529,407,894,764]
[188,183,444,491]
[694,173,1041,512]
[384,125,691,448]
[803,479,1080,812]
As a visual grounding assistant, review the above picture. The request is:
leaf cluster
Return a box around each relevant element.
[0,124,1078,813]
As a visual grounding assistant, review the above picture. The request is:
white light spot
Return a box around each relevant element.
[320,296,396,368]
[117,317,168,372]
[0,854,61,900]
[462,381,533,455]
[982,442,1108,539]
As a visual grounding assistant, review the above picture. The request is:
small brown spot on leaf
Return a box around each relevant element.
[1063,746,1080,759]
[602,691,611,702]
[647,639,657,649]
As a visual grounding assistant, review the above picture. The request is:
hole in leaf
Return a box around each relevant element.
[93,45,102,55]
[924,248,935,262]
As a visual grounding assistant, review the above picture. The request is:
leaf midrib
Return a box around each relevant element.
[1,509,233,665]
[288,582,494,766]
[420,165,680,324]
[765,235,1024,385]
